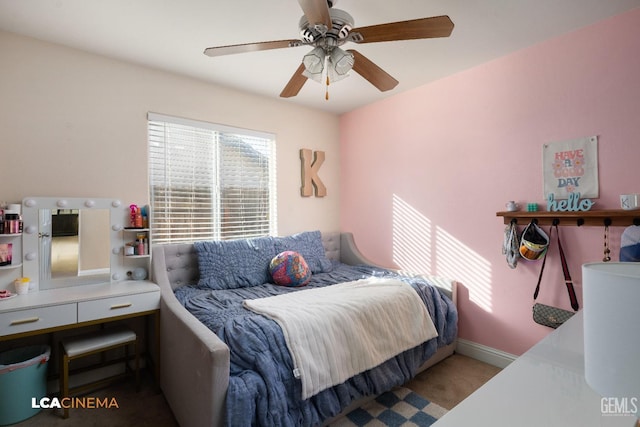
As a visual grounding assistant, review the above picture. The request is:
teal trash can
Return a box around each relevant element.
[0,345,50,426]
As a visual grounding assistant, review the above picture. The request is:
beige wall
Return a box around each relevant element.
[0,30,340,236]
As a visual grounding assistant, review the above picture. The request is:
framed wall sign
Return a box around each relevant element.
[543,136,599,199]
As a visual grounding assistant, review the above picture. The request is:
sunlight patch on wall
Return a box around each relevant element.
[392,194,432,274]
[435,226,493,312]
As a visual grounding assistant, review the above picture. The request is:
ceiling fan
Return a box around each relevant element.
[203,0,454,99]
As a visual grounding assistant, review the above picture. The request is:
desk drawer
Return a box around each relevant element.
[0,304,77,336]
[78,292,160,322]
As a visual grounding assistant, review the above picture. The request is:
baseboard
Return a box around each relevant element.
[455,339,517,369]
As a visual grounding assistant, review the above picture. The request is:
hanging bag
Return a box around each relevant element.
[502,219,520,269]
[519,221,550,261]
[532,223,579,328]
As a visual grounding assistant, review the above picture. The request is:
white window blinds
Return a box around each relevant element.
[148,113,277,244]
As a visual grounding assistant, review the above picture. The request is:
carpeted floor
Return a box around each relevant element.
[15,369,178,427]
[15,354,501,426]
[405,353,502,410]
[330,386,447,427]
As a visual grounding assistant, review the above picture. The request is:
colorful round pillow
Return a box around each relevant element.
[269,251,311,287]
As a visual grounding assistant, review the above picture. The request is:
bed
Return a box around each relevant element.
[151,231,458,427]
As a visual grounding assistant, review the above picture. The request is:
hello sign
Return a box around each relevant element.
[547,192,594,212]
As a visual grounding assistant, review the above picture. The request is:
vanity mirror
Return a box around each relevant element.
[22,197,127,291]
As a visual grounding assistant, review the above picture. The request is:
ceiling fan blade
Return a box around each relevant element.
[204,40,301,57]
[347,50,399,92]
[280,63,308,98]
[297,0,332,29]
[352,15,454,44]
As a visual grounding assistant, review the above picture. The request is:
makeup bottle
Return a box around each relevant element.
[4,213,19,234]
[129,204,138,228]
[135,210,143,228]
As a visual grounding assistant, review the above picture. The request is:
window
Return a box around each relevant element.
[147,113,277,244]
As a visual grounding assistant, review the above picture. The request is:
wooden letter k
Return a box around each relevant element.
[300,149,327,197]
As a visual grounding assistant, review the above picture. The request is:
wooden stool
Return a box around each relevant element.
[59,326,139,419]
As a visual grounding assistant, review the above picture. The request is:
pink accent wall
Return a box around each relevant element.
[339,8,640,355]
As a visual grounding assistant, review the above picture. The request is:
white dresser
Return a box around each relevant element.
[434,312,635,427]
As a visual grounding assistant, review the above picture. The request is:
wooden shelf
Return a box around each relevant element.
[496,209,640,227]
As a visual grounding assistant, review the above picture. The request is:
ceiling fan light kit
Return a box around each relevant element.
[302,47,326,75]
[203,0,454,99]
[329,48,354,75]
[302,47,353,78]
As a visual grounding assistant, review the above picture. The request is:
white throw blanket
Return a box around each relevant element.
[243,278,438,399]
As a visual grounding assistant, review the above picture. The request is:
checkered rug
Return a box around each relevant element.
[330,387,448,427]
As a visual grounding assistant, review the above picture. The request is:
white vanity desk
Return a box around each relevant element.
[0,281,160,380]
[434,312,634,427]
[0,280,159,337]
[0,196,162,384]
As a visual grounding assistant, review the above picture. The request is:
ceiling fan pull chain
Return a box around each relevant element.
[326,75,330,100]
[324,54,330,100]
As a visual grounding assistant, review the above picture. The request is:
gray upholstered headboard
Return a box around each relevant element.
[152,242,199,291]
[152,232,345,292]
[320,231,341,262]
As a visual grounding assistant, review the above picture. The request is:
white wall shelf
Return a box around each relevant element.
[1,231,23,290]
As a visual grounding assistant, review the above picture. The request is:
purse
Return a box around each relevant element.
[532,223,579,328]
[532,302,576,329]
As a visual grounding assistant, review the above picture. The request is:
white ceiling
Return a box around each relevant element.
[1,0,638,115]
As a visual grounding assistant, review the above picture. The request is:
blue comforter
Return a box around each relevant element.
[175,262,457,427]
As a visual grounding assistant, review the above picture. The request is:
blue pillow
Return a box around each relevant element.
[620,226,640,262]
[273,231,332,273]
[195,236,276,290]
